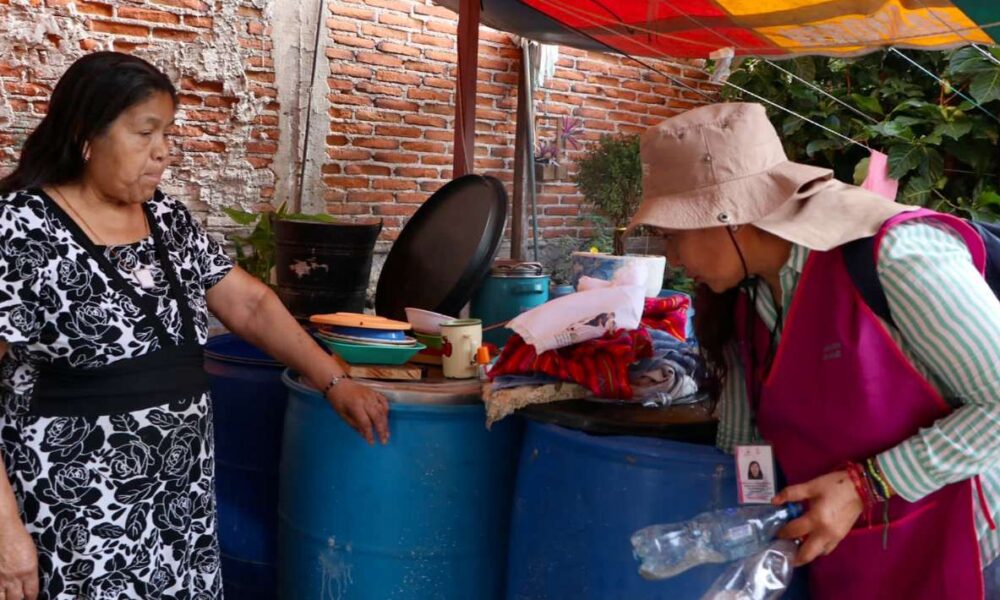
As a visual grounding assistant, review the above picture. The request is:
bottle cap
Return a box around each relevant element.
[475,346,491,365]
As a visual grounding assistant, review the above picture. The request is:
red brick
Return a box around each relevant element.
[112,40,148,52]
[331,34,375,49]
[377,42,420,57]
[363,0,411,10]
[327,17,358,33]
[378,12,420,28]
[91,21,149,37]
[354,109,402,123]
[250,85,278,98]
[374,204,417,216]
[407,88,450,102]
[117,6,180,24]
[327,148,372,160]
[180,77,224,93]
[204,96,238,108]
[326,134,349,146]
[330,5,375,20]
[153,28,200,42]
[325,47,353,61]
[330,63,373,78]
[401,141,454,152]
[377,71,421,85]
[347,191,395,203]
[177,94,202,106]
[374,178,417,190]
[411,33,452,49]
[402,114,446,128]
[356,53,403,68]
[247,22,266,35]
[413,3,456,18]
[3,82,48,96]
[375,125,421,138]
[77,1,112,16]
[355,138,400,149]
[151,0,208,9]
[247,157,272,168]
[422,77,453,90]
[324,176,370,189]
[184,110,227,122]
[330,122,374,135]
[345,164,391,176]
[420,154,451,166]
[183,139,226,152]
[424,50,456,63]
[403,60,446,74]
[238,5,263,17]
[372,151,418,164]
[328,93,373,107]
[246,141,278,154]
[374,98,418,112]
[393,167,438,178]
[184,15,213,28]
[362,24,408,41]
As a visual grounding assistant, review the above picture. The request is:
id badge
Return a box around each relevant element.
[735,444,776,504]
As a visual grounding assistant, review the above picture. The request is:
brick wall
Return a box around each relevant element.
[321,0,717,246]
[0,0,714,251]
[0,0,280,225]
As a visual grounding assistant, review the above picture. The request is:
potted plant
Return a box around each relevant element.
[224,203,382,319]
[534,116,584,181]
[570,133,665,297]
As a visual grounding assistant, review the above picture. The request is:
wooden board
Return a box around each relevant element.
[332,354,422,381]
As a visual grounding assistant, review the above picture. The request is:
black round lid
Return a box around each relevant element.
[375,174,508,321]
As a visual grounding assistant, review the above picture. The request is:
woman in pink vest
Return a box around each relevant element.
[628,102,1000,599]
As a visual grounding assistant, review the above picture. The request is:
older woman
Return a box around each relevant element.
[0,52,389,599]
[629,102,1000,598]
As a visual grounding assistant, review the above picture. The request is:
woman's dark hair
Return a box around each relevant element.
[0,51,177,194]
[693,283,740,398]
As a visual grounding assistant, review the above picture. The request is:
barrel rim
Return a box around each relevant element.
[282,369,488,410]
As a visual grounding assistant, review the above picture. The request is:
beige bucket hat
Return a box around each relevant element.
[628,102,916,251]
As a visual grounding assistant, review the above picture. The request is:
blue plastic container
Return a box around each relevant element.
[506,421,737,600]
[204,334,287,600]
[279,372,523,599]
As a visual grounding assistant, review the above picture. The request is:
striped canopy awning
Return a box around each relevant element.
[519,0,1000,58]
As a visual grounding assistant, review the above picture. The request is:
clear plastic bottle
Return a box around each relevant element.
[631,503,803,580]
[700,539,798,600]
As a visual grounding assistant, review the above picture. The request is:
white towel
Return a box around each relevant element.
[509,265,646,353]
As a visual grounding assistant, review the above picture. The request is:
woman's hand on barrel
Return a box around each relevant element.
[0,515,39,600]
[772,470,863,567]
[326,379,390,445]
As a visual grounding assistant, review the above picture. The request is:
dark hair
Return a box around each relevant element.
[748,460,763,479]
[693,283,740,398]
[0,51,177,194]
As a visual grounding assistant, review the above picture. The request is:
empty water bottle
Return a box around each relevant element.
[700,539,797,600]
[631,503,803,580]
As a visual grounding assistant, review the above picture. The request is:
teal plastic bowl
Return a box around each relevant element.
[320,339,426,366]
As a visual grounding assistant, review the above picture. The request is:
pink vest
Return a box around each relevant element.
[737,210,988,599]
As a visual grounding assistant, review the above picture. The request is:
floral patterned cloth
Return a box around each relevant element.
[0,189,233,599]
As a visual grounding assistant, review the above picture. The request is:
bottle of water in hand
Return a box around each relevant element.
[631,503,803,580]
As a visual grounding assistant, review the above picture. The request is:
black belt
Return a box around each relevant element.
[31,343,210,417]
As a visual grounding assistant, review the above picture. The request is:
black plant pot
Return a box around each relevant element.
[273,219,383,320]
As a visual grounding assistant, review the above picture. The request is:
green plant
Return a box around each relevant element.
[573,134,643,255]
[541,214,614,285]
[223,202,336,287]
[721,46,1000,220]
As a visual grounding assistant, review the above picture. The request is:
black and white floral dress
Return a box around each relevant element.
[0,189,234,599]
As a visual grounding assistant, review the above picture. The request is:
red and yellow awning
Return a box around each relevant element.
[520,0,1000,58]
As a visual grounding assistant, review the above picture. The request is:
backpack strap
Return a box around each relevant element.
[842,235,897,328]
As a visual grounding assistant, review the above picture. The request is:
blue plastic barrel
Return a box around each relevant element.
[204,334,287,600]
[506,421,737,599]
[279,372,523,599]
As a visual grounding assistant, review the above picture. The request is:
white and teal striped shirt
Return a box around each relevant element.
[716,219,1000,562]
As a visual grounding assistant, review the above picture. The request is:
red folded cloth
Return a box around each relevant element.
[641,295,690,341]
[488,328,653,399]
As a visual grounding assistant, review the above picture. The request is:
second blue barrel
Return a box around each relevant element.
[205,333,287,600]
[279,372,523,599]
[506,419,736,599]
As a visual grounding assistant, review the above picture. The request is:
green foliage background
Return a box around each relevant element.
[723,47,1000,220]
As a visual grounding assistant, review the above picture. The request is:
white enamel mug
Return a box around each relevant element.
[440,319,482,379]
